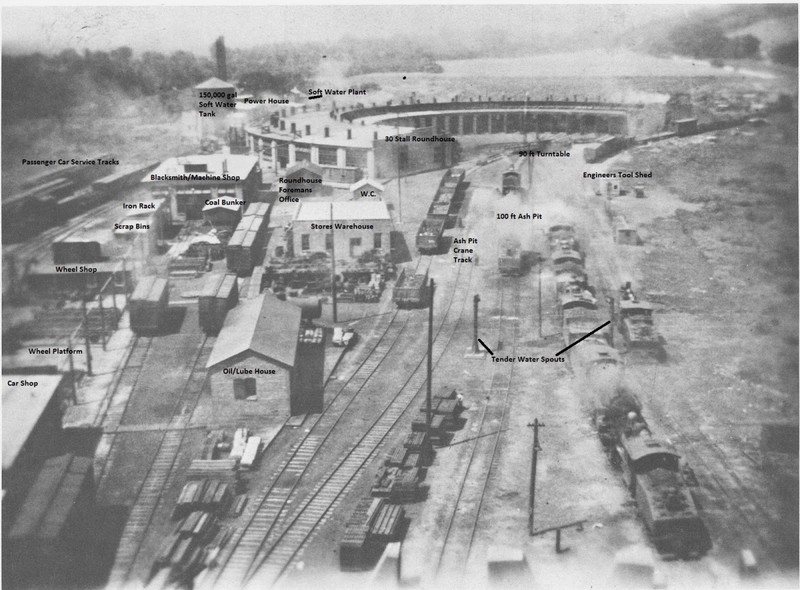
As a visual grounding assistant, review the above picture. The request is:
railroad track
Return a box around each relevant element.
[642,372,788,570]
[204,257,434,589]
[107,336,210,586]
[3,199,121,262]
[242,262,475,588]
[434,274,520,579]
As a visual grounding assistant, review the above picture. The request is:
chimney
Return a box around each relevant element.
[347,129,352,140]
[324,127,329,138]
[214,36,227,80]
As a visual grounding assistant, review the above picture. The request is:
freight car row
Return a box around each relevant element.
[415,168,467,254]
[3,160,158,243]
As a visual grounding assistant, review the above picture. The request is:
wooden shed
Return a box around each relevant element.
[129,276,170,334]
[206,293,310,417]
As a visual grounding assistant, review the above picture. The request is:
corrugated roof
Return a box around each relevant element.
[206,293,300,369]
[195,77,236,90]
[295,201,391,223]
[3,375,64,471]
[8,454,93,542]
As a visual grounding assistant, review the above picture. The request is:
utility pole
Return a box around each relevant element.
[81,294,93,376]
[396,112,403,224]
[537,256,543,340]
[472,294,480,353]
[330,203,338,324]
[527,418,545,535]
[525,92,532,189]
[67,337,77,405]
[426,278,435,435]
[98,290,107,351]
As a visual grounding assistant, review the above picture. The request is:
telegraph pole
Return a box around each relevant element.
[81,293,93,376]
[426,278,435,434]
[527,418,545,535]
[472,294,480,353]
[330,203,338,323]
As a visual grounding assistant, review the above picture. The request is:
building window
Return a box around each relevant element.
[325,233,333,251]
[349,237,362,257]
[318,146,338,166]
[233,377,256,400]
[301,234,310,251]
[374,233,382,250]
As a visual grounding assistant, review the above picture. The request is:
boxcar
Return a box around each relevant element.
[130,276,169,334]
[199,273,239,335]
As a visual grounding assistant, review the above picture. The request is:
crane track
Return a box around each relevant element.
[107,336,211,586]
[245,262,475,588]
[434,276,520,579]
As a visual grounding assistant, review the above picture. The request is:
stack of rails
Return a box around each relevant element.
[415,168,466,254]
[340,497,406,571]
[129,276,170,335]
[198,273,239,335]
[226,203,269,276]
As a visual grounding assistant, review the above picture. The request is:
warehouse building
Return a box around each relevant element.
[142,154,261,222]
[3,375,69,485]
[206,293,322,417]
[4,454,96,584]
[291,201,393,260]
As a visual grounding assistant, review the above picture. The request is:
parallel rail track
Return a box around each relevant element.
[434,275,520,578]
[107,336,210,586]
[244,262,475,588]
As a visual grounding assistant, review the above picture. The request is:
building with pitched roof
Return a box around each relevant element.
[206,293,313,416]
[291,200,393,260]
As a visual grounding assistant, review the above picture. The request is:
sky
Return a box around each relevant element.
[1,4,695,56]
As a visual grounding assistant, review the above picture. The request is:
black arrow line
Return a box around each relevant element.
[554,321,611,356]
[477,338,494,356]
[308,94,323,100]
